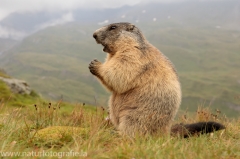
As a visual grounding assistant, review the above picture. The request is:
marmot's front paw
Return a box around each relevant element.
[89,59,101,76]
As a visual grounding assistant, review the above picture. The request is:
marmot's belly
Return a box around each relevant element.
[109,87,180,128]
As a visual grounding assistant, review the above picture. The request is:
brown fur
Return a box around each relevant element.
[89,22,181,137]
[89,22,225,137]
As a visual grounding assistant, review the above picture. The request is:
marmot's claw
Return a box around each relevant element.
[89,59,101,75]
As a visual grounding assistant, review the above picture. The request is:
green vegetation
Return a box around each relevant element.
[0,70,42,109]
[0,23,239,117]
[0,98,239,159]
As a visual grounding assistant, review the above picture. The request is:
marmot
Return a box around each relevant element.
[89,22,225,137]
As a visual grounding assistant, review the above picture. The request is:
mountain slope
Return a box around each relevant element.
[1,22,240,117]
[0,24,109,104]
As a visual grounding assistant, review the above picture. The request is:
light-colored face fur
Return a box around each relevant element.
[93,22,146,54]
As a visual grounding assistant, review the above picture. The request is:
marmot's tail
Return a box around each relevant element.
[171,121,225,138]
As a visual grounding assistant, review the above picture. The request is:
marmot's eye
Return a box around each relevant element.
[109,26,117,30]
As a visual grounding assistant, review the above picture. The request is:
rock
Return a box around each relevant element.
[0,76,31,95]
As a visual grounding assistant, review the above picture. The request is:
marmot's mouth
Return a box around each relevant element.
[97,41,108,53]
[102,44,108,52]
[95,39,110,53]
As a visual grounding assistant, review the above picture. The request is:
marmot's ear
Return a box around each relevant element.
[127,24,135,31]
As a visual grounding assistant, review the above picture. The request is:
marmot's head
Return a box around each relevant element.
[93,22,146,54]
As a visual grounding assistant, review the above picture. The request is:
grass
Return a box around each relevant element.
[0,70,239,158]
[0,97,239,159]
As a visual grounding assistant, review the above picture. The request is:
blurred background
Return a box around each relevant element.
[0,0,239,117]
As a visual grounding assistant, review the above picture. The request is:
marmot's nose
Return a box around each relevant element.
[93,33,97,39]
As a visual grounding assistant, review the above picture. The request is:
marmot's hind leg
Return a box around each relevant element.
[118,115,171,137]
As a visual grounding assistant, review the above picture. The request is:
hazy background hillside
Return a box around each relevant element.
[0,0,239,117]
